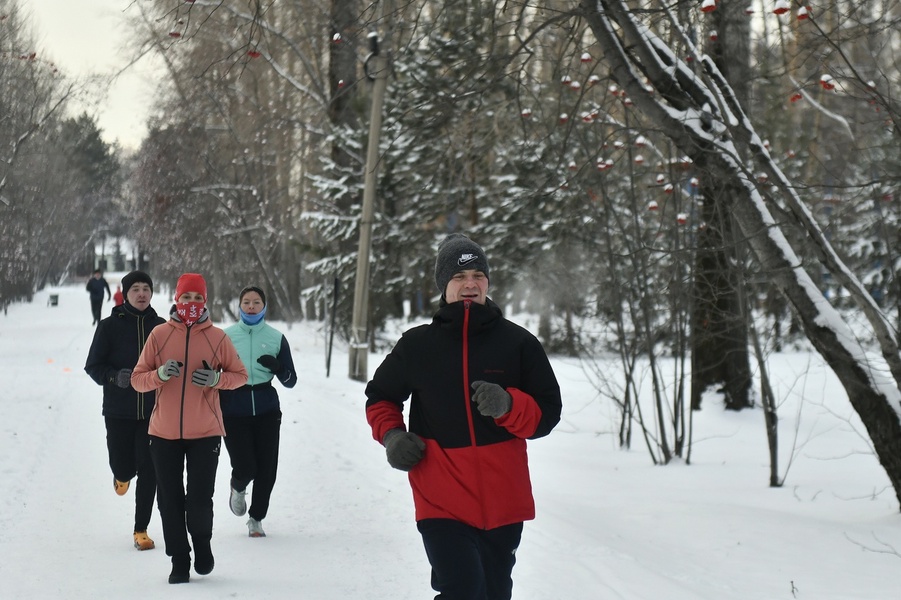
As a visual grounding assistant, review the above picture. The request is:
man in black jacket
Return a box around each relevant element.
[85,270,111,326]
[85,271,165,551]
[366,234,562,600]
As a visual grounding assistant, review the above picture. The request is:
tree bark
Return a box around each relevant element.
[329,0,361,213]
[690,0,753,410]
[690,183,752,410]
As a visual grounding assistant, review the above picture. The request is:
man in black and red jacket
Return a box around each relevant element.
[366,233,562,600]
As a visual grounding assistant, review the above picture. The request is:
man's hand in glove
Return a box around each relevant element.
[115,368,133,388]
[257,355,281,373]
[470,380,512,418]
[383,428,425,471]
[191,360,220,387]
[158,360,183,381]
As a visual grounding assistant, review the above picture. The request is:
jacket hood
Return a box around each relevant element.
[116,302,160,319]
[433,297,502,335]
[234,318,264,333]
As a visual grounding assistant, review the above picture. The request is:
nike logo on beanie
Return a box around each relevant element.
[435,234,490,293]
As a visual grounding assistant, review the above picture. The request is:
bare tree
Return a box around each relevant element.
[0,0,89,302]
[580,0,901,507]
[124,0,349,319]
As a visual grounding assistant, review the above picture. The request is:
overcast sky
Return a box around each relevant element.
[22,0,160,151]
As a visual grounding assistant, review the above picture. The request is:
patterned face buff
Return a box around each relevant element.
[176,301,205,326]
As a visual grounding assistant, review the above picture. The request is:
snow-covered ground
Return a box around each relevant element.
[2,280,900,599]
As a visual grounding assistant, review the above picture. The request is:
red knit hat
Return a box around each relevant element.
[174,273,207,302]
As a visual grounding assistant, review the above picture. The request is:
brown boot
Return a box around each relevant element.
[133,531,155,551]
[113,477,130,496]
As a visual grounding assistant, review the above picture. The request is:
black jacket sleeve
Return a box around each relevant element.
[84,320,117,387]
[274,335,297,388]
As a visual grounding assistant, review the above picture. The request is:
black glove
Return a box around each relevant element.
[383,429,425,471]
[192,360,220,387]
[115,368,133,388]
[158,360,183,381]
[471,380,512,418]
[257,355,281,373]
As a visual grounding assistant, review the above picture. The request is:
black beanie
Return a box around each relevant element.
[239,285,267,306]
[434,234,490,294]
[121,271,154,294]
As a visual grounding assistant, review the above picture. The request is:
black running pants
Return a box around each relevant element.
[222,410,281,521]
[105,417,156,532]
[417,518,523,600]
[148,435,220,558]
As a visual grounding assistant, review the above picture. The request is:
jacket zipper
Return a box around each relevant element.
[462,300,476,445]
[136,315,145,420]
[462,300,490,528]
[249,327,257,416]
[180,325,191,439]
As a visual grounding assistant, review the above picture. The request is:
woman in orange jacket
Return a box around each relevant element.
[132,273,248,584]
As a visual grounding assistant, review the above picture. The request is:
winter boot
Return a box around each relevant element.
[193,538,215,575]
[229,483,247,517]
[113,477,130,496]
[247,518,266,538]
[168,554,191,584]
[133,530,155,551]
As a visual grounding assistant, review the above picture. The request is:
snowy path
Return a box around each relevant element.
[2,283,901,598]
[0,285,430,598]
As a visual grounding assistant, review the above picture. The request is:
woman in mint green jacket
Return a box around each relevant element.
[220,286,297,538]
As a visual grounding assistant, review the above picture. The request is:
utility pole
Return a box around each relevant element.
[349,31,389,382]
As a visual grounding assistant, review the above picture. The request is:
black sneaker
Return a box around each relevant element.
[169,554,191,584]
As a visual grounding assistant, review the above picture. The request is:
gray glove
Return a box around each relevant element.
[383,429,425,471]
[115,368,133,388]
[158,360,183,381]
[192,360,220,387]
[471,380,512,418]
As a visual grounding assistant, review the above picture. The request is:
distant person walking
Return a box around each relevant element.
[113,285,125,307]
[220,286,297,539]
[86,269,111,325]
[131,273,248,584]
[84,271,165,552]
[365,234,562,600]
